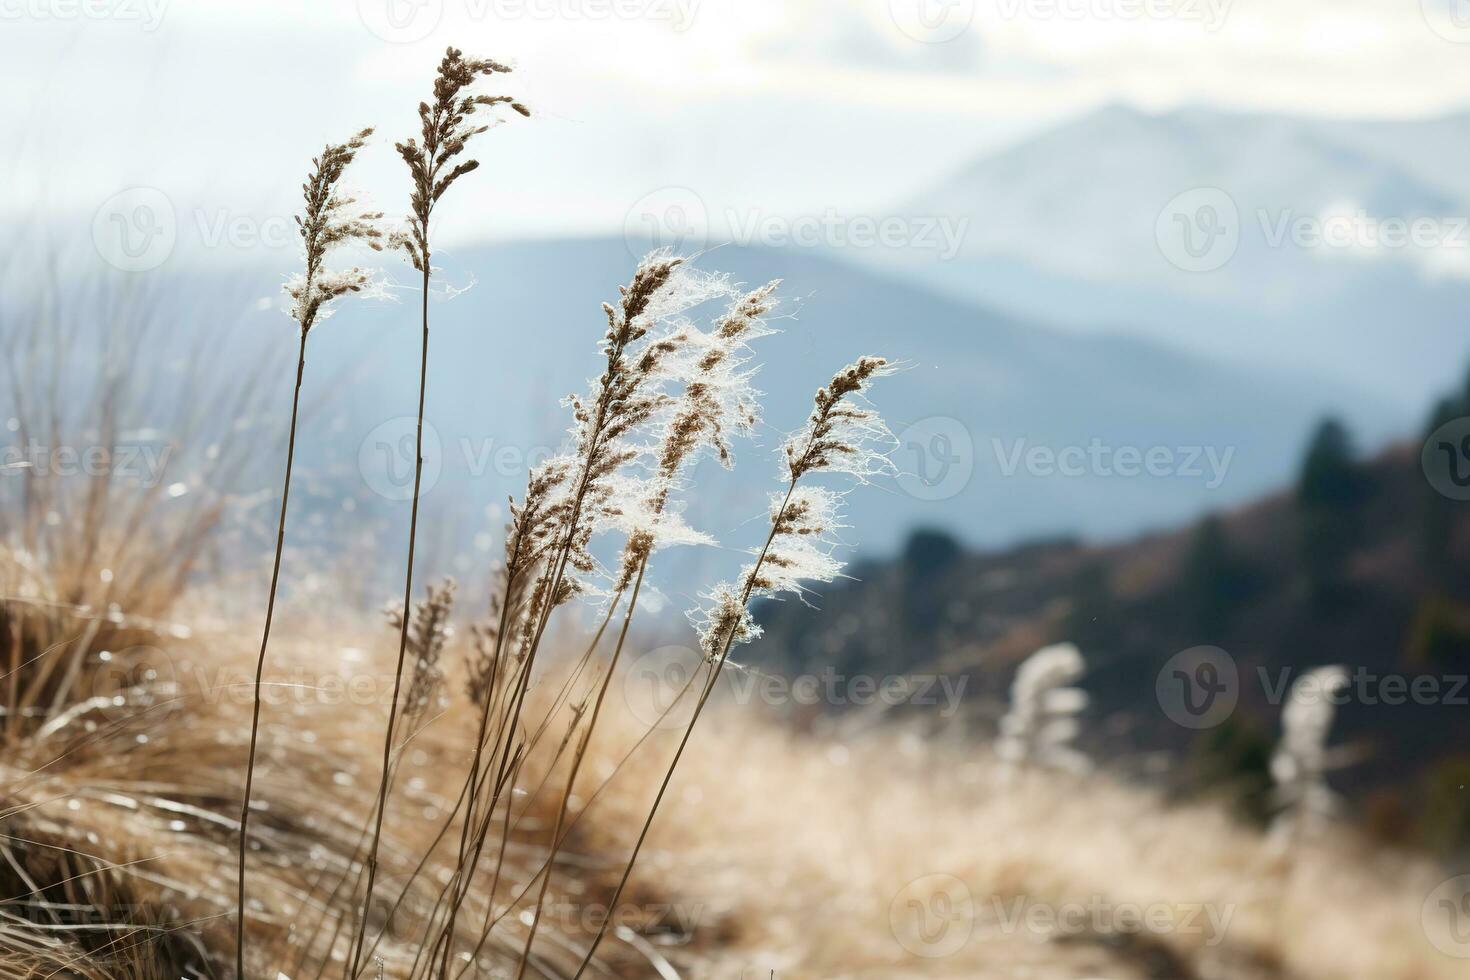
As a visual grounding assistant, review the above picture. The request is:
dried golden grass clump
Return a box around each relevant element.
[608,709,1469,980]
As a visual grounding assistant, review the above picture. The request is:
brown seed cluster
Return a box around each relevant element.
[384,577,457,727]
[392,47,530,272]
[286,128,386,334]
[786,355,890,481]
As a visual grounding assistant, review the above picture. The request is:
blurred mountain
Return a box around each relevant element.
[15,235,1403,600]
[258,237,1402,579]
[867,104,1470,408]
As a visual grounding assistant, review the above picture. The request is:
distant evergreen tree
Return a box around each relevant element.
[1296,417,1365,604]
[1066,561,1113,648]
[898,528,962,654]
[1180,515,1255,638]
[1422,389,1468,584]
[902,527,961,580]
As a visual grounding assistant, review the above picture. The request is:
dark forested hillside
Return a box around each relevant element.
[755,392,1470,853]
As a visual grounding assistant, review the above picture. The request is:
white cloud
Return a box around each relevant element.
[3,0,1470,246]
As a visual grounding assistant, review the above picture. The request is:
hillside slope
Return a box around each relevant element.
[753,433,1470,852]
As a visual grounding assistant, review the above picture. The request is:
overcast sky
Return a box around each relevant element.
[6,0,1470,256]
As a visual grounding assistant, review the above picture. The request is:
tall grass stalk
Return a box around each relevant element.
[347,48,527,980]
[236,128,383,980]
[570,356,892,977]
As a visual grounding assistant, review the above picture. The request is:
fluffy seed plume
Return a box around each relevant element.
[996,642,1091,776]
[613,280,780,591]
[385,577,457,727]
[283,128,385,334]
[783,356,896,482]
[533,251,729,609]
[1271,665,1350,839]
[692,356,892,658]
[392,47,529,272]
[659,280,780,477]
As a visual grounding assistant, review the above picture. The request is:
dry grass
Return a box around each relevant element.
[5,602,1456,980]
[565,700,1461,980]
